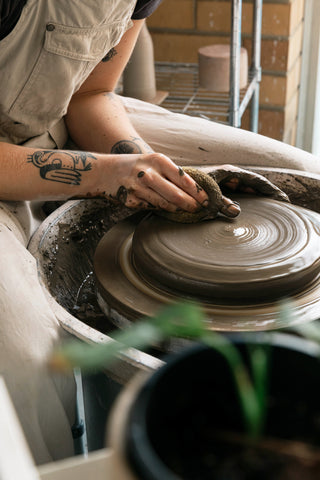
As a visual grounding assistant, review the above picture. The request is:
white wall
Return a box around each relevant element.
[297,0,320,156]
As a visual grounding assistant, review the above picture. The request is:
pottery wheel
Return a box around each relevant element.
[94,196,320,331]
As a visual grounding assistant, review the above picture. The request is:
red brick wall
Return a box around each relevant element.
[148,0,305,144]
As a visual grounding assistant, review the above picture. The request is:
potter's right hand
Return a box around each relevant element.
[103,153,209,213]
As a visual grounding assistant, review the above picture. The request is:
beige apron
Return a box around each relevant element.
[0,0,136,237]
[0,0,136,147]
[0,0,136,465]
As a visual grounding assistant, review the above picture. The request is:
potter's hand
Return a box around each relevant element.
[210,164,289,202]
[106,153,209,213]
[158,166,289,223]
[158,167,238,223]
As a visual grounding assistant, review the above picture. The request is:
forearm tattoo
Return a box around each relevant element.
[27,150,95,185]
[111,140,142,154]
[103,91,116,99]
[111,136,153,154]
[101,47,117,62]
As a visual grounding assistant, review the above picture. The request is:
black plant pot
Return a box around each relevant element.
[108,333,320,480]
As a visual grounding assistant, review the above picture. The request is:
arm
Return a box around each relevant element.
[0,20,282,213]
[0,142,208,213]
[65,19,151,155]
[0,20,208,211]
[63,19,283,214]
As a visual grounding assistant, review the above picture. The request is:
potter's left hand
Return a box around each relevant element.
[158,165,289,223]
[210,164,289,202]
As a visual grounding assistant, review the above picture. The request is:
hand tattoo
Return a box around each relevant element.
[27,150,95,185]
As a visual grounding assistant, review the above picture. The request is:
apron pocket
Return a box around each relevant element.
[8,21,126,126]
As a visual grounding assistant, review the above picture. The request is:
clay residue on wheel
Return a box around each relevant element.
[40,201,134,334]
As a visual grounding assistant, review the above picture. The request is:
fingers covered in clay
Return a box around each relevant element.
[210,164,289,202]
[220,196,241,217]
[185,167,241,218]
[106,153,209,213]
[159,167,241,223]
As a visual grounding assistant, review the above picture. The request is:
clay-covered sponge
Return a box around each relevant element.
[157,167,289,224]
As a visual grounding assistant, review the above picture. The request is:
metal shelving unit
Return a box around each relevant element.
[155,0,263,132]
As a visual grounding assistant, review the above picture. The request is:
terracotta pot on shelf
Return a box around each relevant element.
[198,44,248,92]
[107,333,320,480]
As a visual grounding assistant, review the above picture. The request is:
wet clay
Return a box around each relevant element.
[133,196,320,302]
[38,200,135,334]
[29,169,320,335]
[94,196,320,331]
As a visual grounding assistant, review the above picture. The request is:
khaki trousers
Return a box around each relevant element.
[0,204,76,465]
[123,96,320,174]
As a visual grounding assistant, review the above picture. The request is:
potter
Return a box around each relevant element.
[1,0,320,466]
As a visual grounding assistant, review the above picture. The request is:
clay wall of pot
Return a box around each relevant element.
[147,0,305,145]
